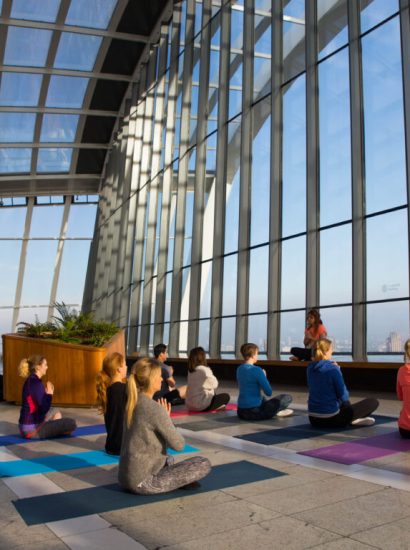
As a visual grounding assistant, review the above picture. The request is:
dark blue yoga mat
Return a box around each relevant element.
[14,460,287,525]
[236,415,396,445]
[0,424,107,447]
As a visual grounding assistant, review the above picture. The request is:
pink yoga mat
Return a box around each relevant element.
[299,432,410,465]
[171,403,237,418]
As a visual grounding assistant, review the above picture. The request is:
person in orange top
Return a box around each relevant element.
[290,309,327,361]
[396,339,410,438]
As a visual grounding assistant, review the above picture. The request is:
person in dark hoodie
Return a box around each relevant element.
[307,338,379,428]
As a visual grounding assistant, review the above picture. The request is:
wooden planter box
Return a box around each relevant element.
[2,330,125,406]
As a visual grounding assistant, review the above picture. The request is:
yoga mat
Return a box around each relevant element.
[235,415,396,446]
[14,460,287,525]
[298,432,410,465]
[0,445,199,477]
[0,424,107,447]
[171,403,237,418]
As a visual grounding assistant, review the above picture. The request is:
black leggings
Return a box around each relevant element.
[399,426,410,439]
[309,398,379,429]
[204,393,231,411]
[290,347,313,361]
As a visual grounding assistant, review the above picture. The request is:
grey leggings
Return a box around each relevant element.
[20,417,77,439]
[135,456,211,495]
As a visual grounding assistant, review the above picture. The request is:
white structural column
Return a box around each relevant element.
[11,197,34,331]
[154,9,182,346]
[187,0,212,351]
[47,196,71,321]
[169,0,196,355]
[209,4,231,358]
[235,0,254,356]
[348,0,366,360]
[267,1,283,359]
[305,0,320,313]
[139,27,169,353]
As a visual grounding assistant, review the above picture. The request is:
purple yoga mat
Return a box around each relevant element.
[299,432,410,465]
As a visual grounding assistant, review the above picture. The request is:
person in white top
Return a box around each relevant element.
[186,347,230,412]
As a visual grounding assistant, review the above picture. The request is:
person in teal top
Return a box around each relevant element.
[236,343,293,421]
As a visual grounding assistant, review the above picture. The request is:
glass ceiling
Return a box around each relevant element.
[0,0,118,180]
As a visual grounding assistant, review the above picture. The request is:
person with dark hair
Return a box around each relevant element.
[118,357,211,494]
[18,355,76,439]
[236,343,293,421]
[153,343,187,405]
[290,309,327,361]
[186,347,230,412]
[96,352,127,455]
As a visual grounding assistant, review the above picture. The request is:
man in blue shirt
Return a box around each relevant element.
[236,343,293,421]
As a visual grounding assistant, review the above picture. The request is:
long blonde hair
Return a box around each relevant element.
[96,352,124,414]
[404,339,410,364]
[18,355,45,378]
[314,338,333,361]
[125,357,161,428]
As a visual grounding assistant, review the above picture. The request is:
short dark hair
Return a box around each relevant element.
[153,343,167,358]
[188,347,207,372]
[240,343,259,360]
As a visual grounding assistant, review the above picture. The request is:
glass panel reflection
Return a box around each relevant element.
[367,301,409,355]
[317,0,348,60]
[0,72,42,106]
[0,148,31,173]
[40,114,79,143]
[11,0,60,22]
[222,253,237,316]
[55,32,102,71]
[37,148,73,172]
[0,113,36,142]
[46,76,89,108]
[251,107,270,246]
[360,0,399,34]
[4,26,52,67]
[66,0,117,29]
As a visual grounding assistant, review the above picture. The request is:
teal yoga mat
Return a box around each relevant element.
[0,445,198,478]
[14,460,287,525]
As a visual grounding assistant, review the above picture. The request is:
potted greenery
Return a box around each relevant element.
[2,303,125,406]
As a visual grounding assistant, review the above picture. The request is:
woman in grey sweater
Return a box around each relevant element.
[118,357,211,494]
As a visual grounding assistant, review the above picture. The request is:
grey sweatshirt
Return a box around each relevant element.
[118,393,184,490]
[186,365,218,411]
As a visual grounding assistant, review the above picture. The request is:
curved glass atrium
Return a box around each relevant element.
[1,0,410,363]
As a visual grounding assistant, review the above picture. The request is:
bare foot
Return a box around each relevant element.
[289,356,299,361]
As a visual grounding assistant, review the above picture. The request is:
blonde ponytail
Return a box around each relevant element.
[18,358,30,378]
[314,338,332,361]
[404,339,410,364]
[95,352,124,414]
[125,357,161,428]
[18,355,45,378]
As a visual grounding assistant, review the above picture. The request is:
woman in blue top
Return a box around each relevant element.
[236,343,292,421]
[307,338,379,428]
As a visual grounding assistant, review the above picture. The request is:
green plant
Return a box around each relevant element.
[17,302,119,347]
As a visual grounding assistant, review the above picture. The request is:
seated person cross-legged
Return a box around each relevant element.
[153,343,187,405]
[307,338,379,428]
[290,309,327,362]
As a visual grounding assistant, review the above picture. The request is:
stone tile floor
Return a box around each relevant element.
[0,381,409,550]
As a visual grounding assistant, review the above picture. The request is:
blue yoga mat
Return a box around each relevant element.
[0,444,199,478]
[14,460,287,525]
[0,424,107,447]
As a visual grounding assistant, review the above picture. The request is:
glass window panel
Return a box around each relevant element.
[16,307,48,326]
[4,27,52,67]
[282,75,306,237]
[283,20,305,82]
[360,0,399,34]
[251,108,270,246]
[46,76,89,108]
[55,32,102,71]
[30,205,64,237]
[20,241,58,304]
[164,273,173,323]
[0,207,26,237]
[254,57,271,101]
[56,241,91,304]
[0,310,14,353]
[0,72,42,106]
[198,320,210,351]
[249,246,268,314]
[248,314,267,353]
[281,236,306,309]
[200,261,212,318]
[0,148,31,173]
[222,253,237,316]
[40,114,79,143]
[183,190,194,266]
[317,0,348,60]
[0,113,36,142]
[221,316,236,353]
[321,306,352,355]
[194,1,203,38]
[37,148,73,172]
[280,310,305,355]
[362,17,406,213]
[163,322,170,345]
[367,301,409,357]
[225,119,241,253]
[178,321,189,352]
[367,210,409,301]
[320,225,352,306]
[180,267,191,321]
[283,0,305,18]
[66,0,117,29]
[319,48,351,225]
[0,241,21,305]
[11,0,60,22]
[254,15,271,55]
[202,140,217,261]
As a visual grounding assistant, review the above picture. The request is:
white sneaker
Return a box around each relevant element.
[351,417,375,427]
[276,408,294,418]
